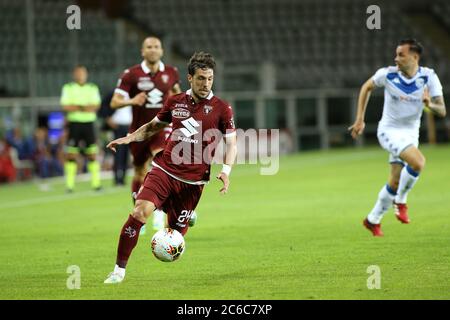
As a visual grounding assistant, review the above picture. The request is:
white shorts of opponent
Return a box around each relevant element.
[377,126,419,165]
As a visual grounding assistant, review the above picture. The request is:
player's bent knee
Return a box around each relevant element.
[410,156,426,172]
[132,200,156,223]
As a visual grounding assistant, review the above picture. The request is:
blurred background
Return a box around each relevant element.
[1,0,449,185]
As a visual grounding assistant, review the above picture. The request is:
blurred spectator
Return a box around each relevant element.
[34,127,64,180]
[6,127,35,161]
[6,127,35,180]
[0,138,16,183]
[100,90,131,186]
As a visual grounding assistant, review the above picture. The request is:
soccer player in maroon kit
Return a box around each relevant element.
[110,36,181,231]
[104,52,237,283]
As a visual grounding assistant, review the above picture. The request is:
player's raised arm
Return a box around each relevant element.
[349,78,377,139]
[217,132,237,195]
[107,117,168,152]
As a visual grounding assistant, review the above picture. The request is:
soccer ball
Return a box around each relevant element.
[151,228,185,262]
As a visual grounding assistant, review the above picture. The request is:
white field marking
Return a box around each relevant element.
[0,188,124,211]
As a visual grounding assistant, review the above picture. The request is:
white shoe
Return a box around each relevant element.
[152,209,165,230]
[189,211,197,227]
[104,265,125,284]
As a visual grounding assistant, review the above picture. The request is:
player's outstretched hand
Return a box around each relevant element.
[216,172,230,195]
[348,120,365,139]
[107,136,131,153]
[132,92,147,106]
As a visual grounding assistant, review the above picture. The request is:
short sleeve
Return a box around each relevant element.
[60,84,72,106]
[219,104,236,137]
[155,97,173,123]
[90,85,101,106]
[114,70,133,99]
[372,68,388,87]
[427,70,443,97]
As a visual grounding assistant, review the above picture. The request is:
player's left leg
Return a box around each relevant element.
[84,123,101,191]
[64,151,78,192]
[393,145,425,223]
[64,123,80,192]
[86,146,101,191]
[104,199,155,284]
[365,162,403,232]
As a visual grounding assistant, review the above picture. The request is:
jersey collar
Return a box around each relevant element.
[141,61,165,74]
[186,89,214,101]
[397,66,421,83]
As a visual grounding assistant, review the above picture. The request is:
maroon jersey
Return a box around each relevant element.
[152,89,236,184]
[115,61,179,132]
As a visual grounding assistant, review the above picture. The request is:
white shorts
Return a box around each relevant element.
[377,127,419,164]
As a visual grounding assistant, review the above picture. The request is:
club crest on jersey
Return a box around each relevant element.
[137,77,154,91]
[204,105,213,114]
[161,74,169,84]
[415,78,425,88]
[172,107,190,119]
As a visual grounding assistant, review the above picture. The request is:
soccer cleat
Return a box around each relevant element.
[104,272,124,284]
[394,203,410,224]
[140,224,147,235]
[363,218,384,237]
[189,211,197,227]
[104,266,125,284]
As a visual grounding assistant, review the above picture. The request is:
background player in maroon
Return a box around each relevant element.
[104,52,237,284]
[110,36,181,231]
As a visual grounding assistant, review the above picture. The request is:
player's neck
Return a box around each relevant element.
[144,60,160,74]
[400,65,419,79]
[191,92,202,104]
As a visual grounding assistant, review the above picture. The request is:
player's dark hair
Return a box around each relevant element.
[398,38,423,56]
[188,52,216,76]
[142,36,162,47]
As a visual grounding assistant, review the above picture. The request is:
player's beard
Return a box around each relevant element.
[145,55,161,66]
[193,89,209,100]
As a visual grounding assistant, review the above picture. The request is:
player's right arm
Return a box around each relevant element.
[110,69,147,109]
[106,117,168,153]
[110,92,147,109]
[349,78,377,139]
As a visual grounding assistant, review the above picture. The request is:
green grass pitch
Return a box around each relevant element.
[0,145,449,299]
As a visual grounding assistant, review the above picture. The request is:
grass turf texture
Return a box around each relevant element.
[0,145,449,299]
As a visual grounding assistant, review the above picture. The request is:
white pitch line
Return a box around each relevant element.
[0,188,124,211]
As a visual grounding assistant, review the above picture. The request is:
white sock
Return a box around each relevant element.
[153,209,165,226]
[367,184,396,224]
[395,165,419,204]
[114,264,126,277]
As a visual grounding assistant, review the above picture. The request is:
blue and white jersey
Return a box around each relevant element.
[372,66,443,131]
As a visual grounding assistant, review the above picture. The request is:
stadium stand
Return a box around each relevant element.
[0,0,448,96]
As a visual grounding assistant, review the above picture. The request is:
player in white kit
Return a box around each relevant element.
[349,39,446,236]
